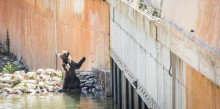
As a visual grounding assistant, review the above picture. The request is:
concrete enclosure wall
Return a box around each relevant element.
[108,0,220,108]
[0,0,110,70]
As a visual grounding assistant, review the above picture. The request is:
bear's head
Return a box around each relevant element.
[58,50,72,64]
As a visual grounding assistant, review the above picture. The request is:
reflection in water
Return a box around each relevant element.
[0,93,118,109]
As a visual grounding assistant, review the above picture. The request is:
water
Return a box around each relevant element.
[0,93,118,109]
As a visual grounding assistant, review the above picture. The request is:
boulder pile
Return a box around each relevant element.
[0,69,63,95]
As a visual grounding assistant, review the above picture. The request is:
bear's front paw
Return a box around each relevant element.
[82,57,86,61]
[62,64,66,68]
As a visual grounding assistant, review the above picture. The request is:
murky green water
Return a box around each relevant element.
[0,93,118,109]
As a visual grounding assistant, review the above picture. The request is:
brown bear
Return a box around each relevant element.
[59,50,86,90]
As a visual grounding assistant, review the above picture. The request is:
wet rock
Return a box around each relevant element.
[38,82,44,88]
[92,88,95,93]
[82,87,88,94]
[95,85,101,90]
[14,90,23,95]
[45,85,54,92]
[26,83,36,89]
[26,88,36,93]
[1,91,8,95]
[41,89,48,93]
[56,88,63,93]
[80,71,93,76]
[85,75,95,79]
[85,80,93,84]
[13,86,26,92]
[85,83,93,88]
[80,80,86,83]
[36,86,41,93]
[2,88,13,94]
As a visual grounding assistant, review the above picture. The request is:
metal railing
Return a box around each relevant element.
[125,0,162,18]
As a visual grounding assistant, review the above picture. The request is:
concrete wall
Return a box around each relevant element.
[0,0,110,70]
[108,0,220,108]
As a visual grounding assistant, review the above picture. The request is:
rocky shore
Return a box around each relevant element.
[0,69,63,95]
[0,69,103,95]
[0,42,103,95]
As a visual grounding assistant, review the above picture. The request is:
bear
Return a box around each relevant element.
[58,50,86,90]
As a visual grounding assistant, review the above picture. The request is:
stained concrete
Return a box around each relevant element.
[108,0,220,108]
[0,0,110,71]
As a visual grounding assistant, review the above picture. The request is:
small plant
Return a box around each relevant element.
[4,30,10,56]
[2,62,19,74]
[24,82,27,87]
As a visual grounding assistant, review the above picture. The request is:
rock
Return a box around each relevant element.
[52,77,61,82]
[24,67,29,73]
[13,71,25,76]
[33,76,41,82]
[12,61,20,67]
[52,70,62,77]
[13,86,26,92]
[88,78,93,81]
[26,83,36,89]
[95,85,101,90]
[2,88,13,94]
[2,74,13,78]
[45,85,54,92]
[80,83,86,87]
[36,69,45,75]
[85,80,93,84]
[53,86,60,91]
[85,83,93,88]
[85,75,95,79]
[14,90,23,95]
[92,88,95,93]
[45,69,56,75]
[41,89,48,93]
[11,79,20,85]
[11,75,23,85]
[25,72,36,79]
[81,87,88,94]
[56,88,63,93]
[0,77,11,83]
[36,86,41,93]
[1,91,8,95]
[38,82,44,88]
[0,84,12,88]
[80,71,94,76]
[26,88,36,93]
[23,80,37,84]
[80,80,86,83]
[3,57,9,61]
[39,74,49,81]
